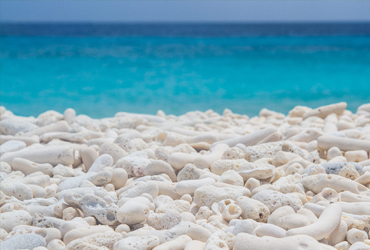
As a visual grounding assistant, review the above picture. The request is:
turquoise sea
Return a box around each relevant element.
[1,23,370,118]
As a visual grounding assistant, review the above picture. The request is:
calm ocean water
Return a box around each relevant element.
[1,23,370,118]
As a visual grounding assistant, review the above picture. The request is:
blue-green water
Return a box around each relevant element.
[1,23,370,117]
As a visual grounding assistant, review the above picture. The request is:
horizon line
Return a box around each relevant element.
[2,20,370,24]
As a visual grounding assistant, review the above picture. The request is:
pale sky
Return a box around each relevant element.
[1,1,370,23]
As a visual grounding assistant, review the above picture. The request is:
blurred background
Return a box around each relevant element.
[1,1,370,118]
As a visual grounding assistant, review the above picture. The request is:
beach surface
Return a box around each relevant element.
[1,102,370,249]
